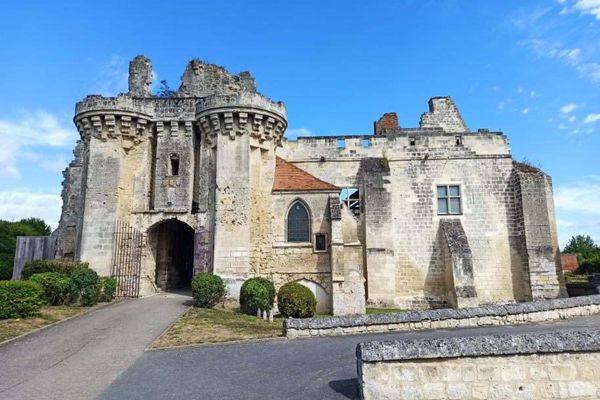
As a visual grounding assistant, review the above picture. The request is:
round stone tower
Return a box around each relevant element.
[196,92,287,297]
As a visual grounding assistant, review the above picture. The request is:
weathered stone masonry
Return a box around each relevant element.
[50,55,565,314]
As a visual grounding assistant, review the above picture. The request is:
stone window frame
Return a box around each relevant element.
[436,184,462,215]
[286,199,312,243]
[169,153,180,176]
[313,232,328,253]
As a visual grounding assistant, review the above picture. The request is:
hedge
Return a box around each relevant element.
[191,273,226,308]
[240,277,275,315]
[99,277,117,302]
[0,280,45,319]
[29,272,71,305]
[277,282,317,318]
[70,268,100,306]
[22,260,89,280]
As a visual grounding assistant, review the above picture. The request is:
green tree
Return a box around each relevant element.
[564,235,596,256]
[564,234,600,273]
[0,218,52,280]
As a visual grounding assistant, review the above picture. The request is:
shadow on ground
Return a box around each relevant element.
[329,378,358,399]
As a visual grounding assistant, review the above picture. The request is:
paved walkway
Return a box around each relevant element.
[99,314,600,400]
[0,292,190,400]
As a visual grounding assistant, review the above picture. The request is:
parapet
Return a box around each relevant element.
[196,92,286,119]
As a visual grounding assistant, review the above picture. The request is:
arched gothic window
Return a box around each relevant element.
[287,201,310,242]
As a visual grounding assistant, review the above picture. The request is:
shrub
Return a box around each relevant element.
[277,282,317,318]
[240,277,275,315]
[0,262,12,281]
[29,272,71,305]
[191,273,226,308]
[99,277,117,302]
[22,260,88,280]
[0,280,45,319]
[70,268,100,306]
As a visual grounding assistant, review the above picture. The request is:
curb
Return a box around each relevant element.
[0,299,123,348]
[148,335,287,352]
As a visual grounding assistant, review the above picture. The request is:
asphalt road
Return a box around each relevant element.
[99,314,600,400]
[0,293,189,400]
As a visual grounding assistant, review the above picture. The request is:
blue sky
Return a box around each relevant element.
[0,0,599,247]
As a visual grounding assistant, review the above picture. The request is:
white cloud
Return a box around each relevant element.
[530,90,537,98]
[560,103,579,114]
[555,176,600,214]
[561,0,600,20]
[521,39,600,83]
[0,191,61,229]
[568,115,577,123]
[583,113,600,123]
[555,176,600,245]
[93,54,128,96]
[522,107,530,114]
[285,127,314,139]
[517,87,524,93]
[0,110,77,178]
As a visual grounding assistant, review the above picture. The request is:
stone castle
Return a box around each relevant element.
[54,55,566,315]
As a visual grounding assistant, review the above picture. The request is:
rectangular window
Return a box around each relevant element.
[436,185,462,215]
[336,138,346,149]
[361,138,370,148]
[169,153,180,176]
[314,233,327,252]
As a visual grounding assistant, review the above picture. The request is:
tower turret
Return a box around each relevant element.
[196,92,287,296]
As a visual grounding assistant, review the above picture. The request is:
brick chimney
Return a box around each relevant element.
[374,112,399,135]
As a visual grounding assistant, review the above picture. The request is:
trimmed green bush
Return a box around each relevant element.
[277,282,317,318]
[29,272,71,305]
[99,277,117,302]
[0,280,45,319]
[22,260,88,279]
[239,277,275,315]
[70,268,100,306]
[191,273,226,308]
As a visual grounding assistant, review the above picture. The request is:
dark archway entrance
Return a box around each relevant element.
[149,219,194,291]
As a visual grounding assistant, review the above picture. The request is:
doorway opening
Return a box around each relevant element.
[149,219,194,291]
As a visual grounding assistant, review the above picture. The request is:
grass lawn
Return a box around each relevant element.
[152,307,284,348]
[0,305,90,343]
[366,307,404,314]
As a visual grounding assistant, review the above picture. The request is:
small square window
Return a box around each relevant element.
[336,139,346,149]
[455,135,463,145]
[409,137,416,146]
[314,233,328,252]
[361,138,370,148]
[436,184,462,215]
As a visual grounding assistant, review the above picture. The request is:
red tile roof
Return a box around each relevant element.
[273,157,339,192]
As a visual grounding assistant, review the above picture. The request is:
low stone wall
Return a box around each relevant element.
[283,295,600,338]
[357,330,600,400]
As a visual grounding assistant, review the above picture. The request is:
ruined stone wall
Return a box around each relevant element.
[177,59,256,97]
[515,168,566,299]
[419,96,469,132]
[279,131,529,309]
[55,140,87,260]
